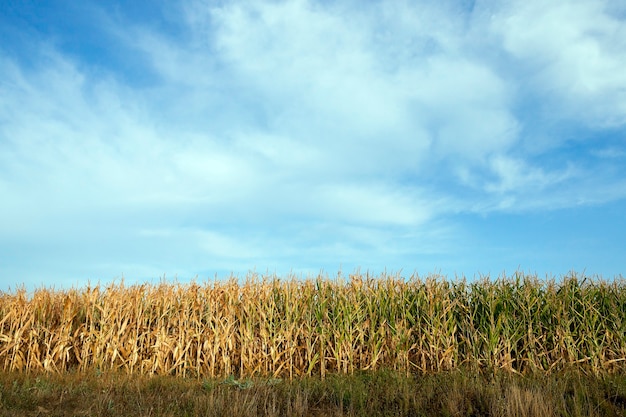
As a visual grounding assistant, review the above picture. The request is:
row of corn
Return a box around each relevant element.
[1,273,625,378]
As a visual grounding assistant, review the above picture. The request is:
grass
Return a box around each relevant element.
[1,368,625,416]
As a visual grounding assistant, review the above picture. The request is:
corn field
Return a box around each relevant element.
[1,273,625,378]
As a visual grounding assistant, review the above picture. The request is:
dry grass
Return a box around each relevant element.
[1,272,625,378]
[2,369,625,417]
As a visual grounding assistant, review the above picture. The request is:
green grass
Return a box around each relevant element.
[1,369,625,416]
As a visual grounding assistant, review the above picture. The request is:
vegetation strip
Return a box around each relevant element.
[1,273,625,378]
[1,369,626,416]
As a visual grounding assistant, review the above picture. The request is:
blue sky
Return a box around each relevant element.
[1,0,625,291]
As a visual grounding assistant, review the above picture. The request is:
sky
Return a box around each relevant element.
[1,0,625,291]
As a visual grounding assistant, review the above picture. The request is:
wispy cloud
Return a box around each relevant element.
[1,0,625,289]
[491,0,626,127]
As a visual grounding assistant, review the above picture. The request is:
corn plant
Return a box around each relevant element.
[1,273,624,378]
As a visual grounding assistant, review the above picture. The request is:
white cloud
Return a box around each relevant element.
[233,132,322,171]
[202,0,520,168]
[313,182,435,226]
[485,155,574,194]
[208,0,413,140]
[491,0,626,127]
[2,0,626,289]
[3,1,624,221]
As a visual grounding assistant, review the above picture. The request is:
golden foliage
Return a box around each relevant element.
[1,273,624,378]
